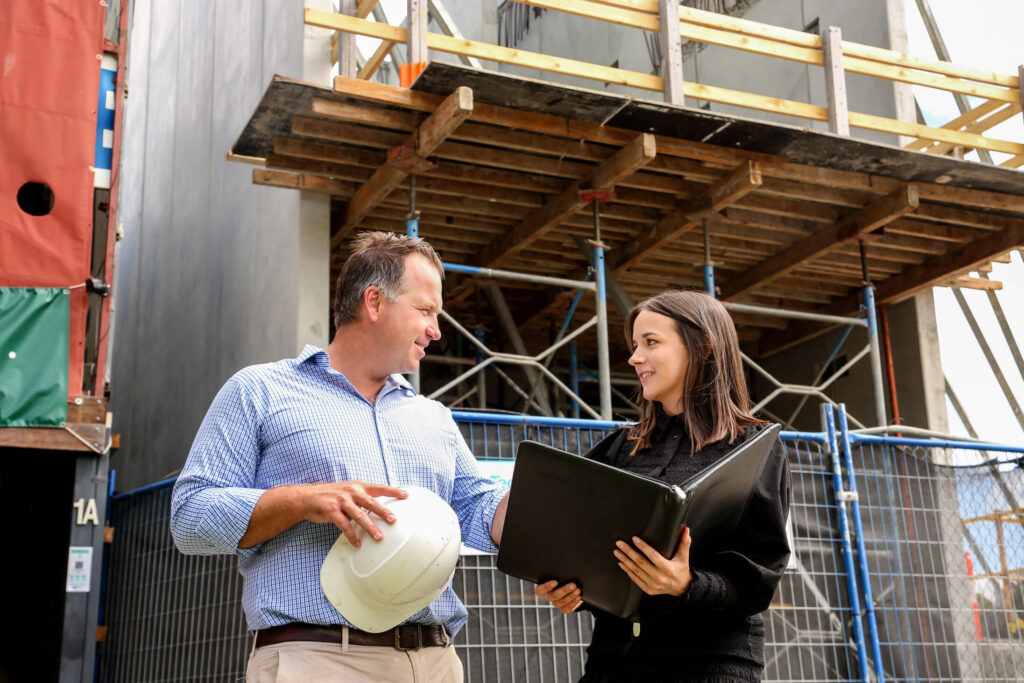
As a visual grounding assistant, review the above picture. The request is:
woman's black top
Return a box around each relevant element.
[578,415,791,683]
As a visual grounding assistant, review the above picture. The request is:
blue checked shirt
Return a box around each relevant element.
[170,345,507,634]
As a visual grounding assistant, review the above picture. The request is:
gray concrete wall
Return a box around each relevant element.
[110,0,321,490]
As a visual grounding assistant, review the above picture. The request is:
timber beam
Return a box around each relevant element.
[332,86,473,248]
[611,161,762,273]
[757,223,1024,356]
[721,185,919,300]
[471,133,657,269]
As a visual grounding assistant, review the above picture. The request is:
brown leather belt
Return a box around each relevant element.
[255,622,450,651]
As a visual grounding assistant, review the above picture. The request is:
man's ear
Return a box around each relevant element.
[363,286,383,322]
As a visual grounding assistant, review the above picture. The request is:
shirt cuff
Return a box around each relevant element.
[462,489,505,554]
[195,487,266,558]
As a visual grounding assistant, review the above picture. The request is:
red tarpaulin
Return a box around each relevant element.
[0,0,106,396]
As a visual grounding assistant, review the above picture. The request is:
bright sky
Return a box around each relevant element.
[905,0,1024,446]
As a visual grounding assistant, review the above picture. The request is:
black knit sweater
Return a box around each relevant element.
[578,416,791,682]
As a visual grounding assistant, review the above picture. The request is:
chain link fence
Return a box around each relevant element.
[98,413,1024,682]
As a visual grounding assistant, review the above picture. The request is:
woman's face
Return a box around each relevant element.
[629,309,689,415]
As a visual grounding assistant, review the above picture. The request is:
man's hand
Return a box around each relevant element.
[535,580,582,614]
[238,481,407,549]
[301,481,408,547]
[614,526,693,597]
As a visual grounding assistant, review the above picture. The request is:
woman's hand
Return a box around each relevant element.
[535,580,583,614]
[614,526,693,597]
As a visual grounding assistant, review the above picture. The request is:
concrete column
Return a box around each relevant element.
[299,0,333,352]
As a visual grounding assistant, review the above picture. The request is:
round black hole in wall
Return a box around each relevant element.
[17,182,55,216]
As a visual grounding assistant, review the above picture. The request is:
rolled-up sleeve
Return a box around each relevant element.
[170,376,267,557]
[447,424,507,554]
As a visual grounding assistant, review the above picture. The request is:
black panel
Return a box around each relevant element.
[0,450,75,683]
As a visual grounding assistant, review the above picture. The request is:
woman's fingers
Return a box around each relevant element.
[614,540,656,581]
[631,536,670,568]
[536,581,581,612]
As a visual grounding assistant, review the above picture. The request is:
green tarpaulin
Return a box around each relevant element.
[0,288,69,427]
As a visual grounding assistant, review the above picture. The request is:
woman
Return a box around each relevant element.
[536,290,791,682]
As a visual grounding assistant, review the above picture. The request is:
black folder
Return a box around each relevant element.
[496,424,780,620]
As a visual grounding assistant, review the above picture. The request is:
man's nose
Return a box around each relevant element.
[427,315,441,340]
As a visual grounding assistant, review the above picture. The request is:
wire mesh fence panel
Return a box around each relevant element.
[765,438,862,682]
[850,441,1024,683]
[452,419,611,681]
[97,419,1024,683]
[98,484,251,683]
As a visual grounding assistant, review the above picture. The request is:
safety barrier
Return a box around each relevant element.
[97,407,1024,682]
[306,1,1024,163]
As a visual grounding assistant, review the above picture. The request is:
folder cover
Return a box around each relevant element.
[496,424,780,620]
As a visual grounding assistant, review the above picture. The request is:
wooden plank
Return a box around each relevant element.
[255,168,359,196]
[759,224,1024,354]
[472,133,657,268]
[904,99,1005,150]
[927,102,1022,155]
[658,0,683,104]
[944,276,1003,291]
[587,0,1019,89]
[0,425,107,452]
[336,86,473,245]
[323,77,1024,216]
[822,26,849,136]
[721,185,919,300]
[358,39,398,80]
[308,10,664,91]
[612,161,762,272]
[331,75,784,169]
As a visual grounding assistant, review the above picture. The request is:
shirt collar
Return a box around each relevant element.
[297,344,326,364]
[298,345,417,396]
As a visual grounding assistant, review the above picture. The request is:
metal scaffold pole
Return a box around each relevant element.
[407,175,420,393]
[588,194,613,420]
[860,243,887,427]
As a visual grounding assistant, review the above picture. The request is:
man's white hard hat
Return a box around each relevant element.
[320,485,462,633]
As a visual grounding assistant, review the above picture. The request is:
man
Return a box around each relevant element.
[170,231,509,682]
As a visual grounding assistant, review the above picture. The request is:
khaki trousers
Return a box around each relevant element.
[246,638,463,683]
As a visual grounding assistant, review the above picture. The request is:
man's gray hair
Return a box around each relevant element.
[333,231,445,328]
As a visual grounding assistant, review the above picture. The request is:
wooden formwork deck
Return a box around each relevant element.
[231,64,1024,360]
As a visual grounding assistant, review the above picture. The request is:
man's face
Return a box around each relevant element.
[375,254,443,375]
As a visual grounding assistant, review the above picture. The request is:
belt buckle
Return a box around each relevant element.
[394,624,422,651]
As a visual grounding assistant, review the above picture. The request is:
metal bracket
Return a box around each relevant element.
[579,188,614,203]
[837,491,859,502]
[387,140,439,174]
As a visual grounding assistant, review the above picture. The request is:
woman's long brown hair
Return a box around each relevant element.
[626,290,766,455]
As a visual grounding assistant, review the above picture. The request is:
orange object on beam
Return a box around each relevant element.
[400,61,427,88]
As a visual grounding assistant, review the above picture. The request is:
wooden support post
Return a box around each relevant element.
[659,0,684,105]
[822,26,849,136]
[334,86,473,246]
[612,161,762,273]
[338,0,358,78]
[722,185,918,300]
[403,0,428,86]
